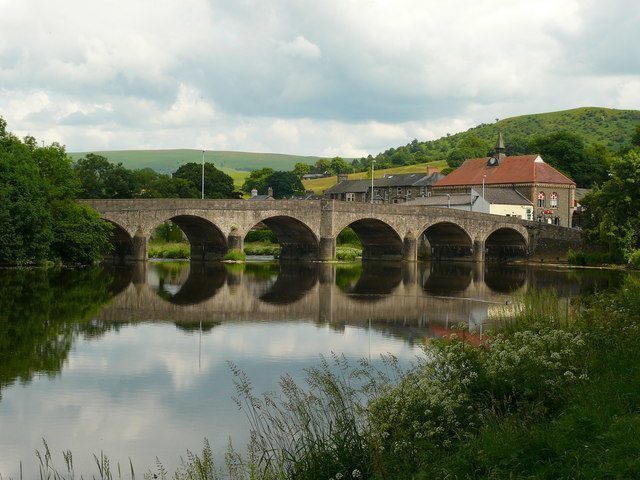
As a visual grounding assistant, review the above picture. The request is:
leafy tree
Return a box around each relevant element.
[293,162,311,177]
[582,149,640,259]
[263,171,306,199]
[632,126,640,148]
[447,135,490,168]
[329,156,352,174]
[313,158,331,174]
[173,162,240,199]
[73,153,136,198]
[529,131,609,187]
[242,167,274,194]
[0,118,112,264]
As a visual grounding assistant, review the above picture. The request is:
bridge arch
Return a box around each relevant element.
[420,221,473,260]
[484,227,528,260]
[105,220,134,262]
[150,215,228,261]
[335,218,403,261]
[243,215,319,261]
[152,262,227,305]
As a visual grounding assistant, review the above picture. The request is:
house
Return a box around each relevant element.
[404,188,489,212]
[323,170,444,204]
[433,133,575,227]
[247,187,274,200]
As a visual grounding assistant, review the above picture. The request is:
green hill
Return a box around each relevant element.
[371,107,640,166]
[465,107,640,150]
[67,149,322,173]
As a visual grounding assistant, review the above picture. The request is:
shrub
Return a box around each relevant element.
[148,242,190,259]
[224,249,246,261]
[243,244,280,256]
[336,246,361,261]
[245,229,277,243]
[568,249,614,266]
[337,227,361,247]
[628,249,640,269]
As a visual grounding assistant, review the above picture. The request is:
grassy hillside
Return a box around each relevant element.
[67,149,322,173]
[372,107,640,167]
[468,107,640,150]
[302,160,447,194]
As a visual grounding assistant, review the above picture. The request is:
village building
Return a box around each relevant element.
[323,170,444,204]
[433,133,575,227]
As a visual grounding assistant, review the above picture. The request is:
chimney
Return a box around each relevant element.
[251,188,258,197]
[337,173,348,183]
[495,131,506,161]
[267,186,273,197]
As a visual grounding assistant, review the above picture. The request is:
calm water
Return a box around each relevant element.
[0,261,626,477]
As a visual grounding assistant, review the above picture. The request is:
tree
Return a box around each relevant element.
[632,126,640,148]
[263,171,306,199]
[73,153,136,198]
[0,118,112,264]
[313,158,331,174]
[582,149,640,259]
[293,162,311,177]
[329,156,352,174]
[242,167,274,194]
[173,162,240,199]
[529,131,609,187]
[447,135,490,168]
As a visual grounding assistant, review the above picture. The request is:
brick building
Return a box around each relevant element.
[433,134,576,227]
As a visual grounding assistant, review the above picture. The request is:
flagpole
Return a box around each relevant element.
[201,150,205,199]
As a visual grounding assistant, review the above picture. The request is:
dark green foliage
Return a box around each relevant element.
[632,125,640,147]
[245,229,278,243]
[329,156,352,173]
[241,167,274,193]
[173,162,240,199]
[293,162,311,177]
[567,249,619,266]
[446,135,490,168]
[0,118,111,264]
[153,221,185,242]
[529,131,610,187]
[582,149,640,259]
[336,227,361,246]
[263,170,306,198]
[74,153,136,198]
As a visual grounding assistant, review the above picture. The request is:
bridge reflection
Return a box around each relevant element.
[97,261,621,345]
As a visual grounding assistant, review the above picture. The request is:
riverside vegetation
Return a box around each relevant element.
[12,274,640,479]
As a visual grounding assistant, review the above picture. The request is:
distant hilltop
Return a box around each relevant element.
[68,107,640,174]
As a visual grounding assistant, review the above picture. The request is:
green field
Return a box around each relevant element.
[302,160,448,194]
[67,149,323,173]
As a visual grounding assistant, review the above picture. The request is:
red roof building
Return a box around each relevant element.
[434,135,576,227]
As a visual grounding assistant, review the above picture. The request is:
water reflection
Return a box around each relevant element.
[0,261,629,478]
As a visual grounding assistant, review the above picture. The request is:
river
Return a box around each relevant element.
[0,260,626,477]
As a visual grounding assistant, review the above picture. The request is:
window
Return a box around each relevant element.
[526,208,532,220]
[384,189,389,201]
[550,192,558,208]
[537,191,546,208]
[407,189,412,199]
[397,187,402,195]
[420,186,426,196]
[346,193,355,202]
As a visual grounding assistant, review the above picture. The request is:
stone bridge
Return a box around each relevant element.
[80,199,582,262]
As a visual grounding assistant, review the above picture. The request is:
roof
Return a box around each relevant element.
[246,195,274,201]
[404,193,479,207]
[482,187,532,206]
[575,188,591,202]
[324,179,371,194]
[435,155,575,187]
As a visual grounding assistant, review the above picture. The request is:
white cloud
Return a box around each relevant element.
[0,0,637,155]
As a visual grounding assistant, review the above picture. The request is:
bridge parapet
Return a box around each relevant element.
[79,198,582,262]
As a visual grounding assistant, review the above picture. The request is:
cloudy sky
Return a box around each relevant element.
[0,0,638,156]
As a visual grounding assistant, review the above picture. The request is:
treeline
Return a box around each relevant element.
[74,153,240,199]
[0,118,112,265]
[581,127,640,265]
